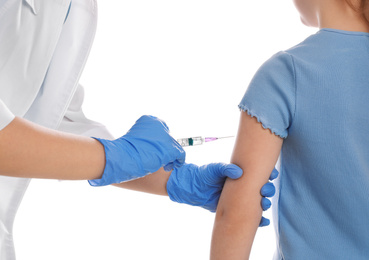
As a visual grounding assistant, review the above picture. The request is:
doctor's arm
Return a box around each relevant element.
[0,115,172,195]
[210,111,283,259]
[0,116,106,180]
[0,115,171,193]
[0,114,184,185]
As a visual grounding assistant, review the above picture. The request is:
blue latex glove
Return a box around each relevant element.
[89,115,185,186]
[259,168,279,227]
[167,163,279,227]
[167,163,242,212]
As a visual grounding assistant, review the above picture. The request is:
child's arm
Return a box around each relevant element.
[210,111,283,259]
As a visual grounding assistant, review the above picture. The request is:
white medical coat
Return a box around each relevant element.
[0,0,113,259]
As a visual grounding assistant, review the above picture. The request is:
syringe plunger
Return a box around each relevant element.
[177,136,204,147]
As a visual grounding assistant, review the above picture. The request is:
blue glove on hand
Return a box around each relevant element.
[167,163,242,212]
[89,115,185,186]
[167,163,279,227]
[259,168,279,227]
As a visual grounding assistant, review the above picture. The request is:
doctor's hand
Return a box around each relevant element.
[259,168,279,227]
[89,115,185,186]
[166,163,278,227]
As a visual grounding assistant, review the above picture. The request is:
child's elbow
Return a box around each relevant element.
[215,201,263,234]
[215,207,251,233]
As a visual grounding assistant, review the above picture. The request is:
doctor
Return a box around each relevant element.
[0,0,277,259]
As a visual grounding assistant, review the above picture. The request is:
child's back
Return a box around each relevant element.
[227,28,369,259]
[258,29,369,259]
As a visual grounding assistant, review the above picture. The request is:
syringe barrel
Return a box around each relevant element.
[177,136,205,147]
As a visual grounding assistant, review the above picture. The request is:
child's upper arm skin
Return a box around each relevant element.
[210,111,283,260]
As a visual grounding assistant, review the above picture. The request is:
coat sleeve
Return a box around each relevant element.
[57,84,114,140]
[0,99,15,131]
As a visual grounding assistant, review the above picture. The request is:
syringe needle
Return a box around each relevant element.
[205,136,234,143]
[216,136,234,139]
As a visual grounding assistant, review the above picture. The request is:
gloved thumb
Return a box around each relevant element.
[220,164,243,179]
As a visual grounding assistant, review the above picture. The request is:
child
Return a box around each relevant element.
[210,0,369,259]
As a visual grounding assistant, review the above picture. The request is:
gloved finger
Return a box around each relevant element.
[261,182,276,197]
[172,158,185,169]
[164,163,174,172]
[269,168,279,180]
[172,144,186,168]
[261,197,272,211]
[259,216,270,227]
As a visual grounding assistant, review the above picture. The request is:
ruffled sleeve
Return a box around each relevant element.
[239,51,296,138]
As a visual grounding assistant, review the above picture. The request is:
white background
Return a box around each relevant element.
[15,1,315,259]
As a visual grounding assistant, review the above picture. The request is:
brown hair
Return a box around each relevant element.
[345,0,369,22]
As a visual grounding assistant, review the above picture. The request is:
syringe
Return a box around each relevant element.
[177,136,234,147]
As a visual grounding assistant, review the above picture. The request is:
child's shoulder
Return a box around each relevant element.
[284,30,340,60]
[261,33,321,67]
[253,31,335,88]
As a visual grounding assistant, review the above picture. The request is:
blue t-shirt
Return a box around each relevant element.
[239,28,369,259]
